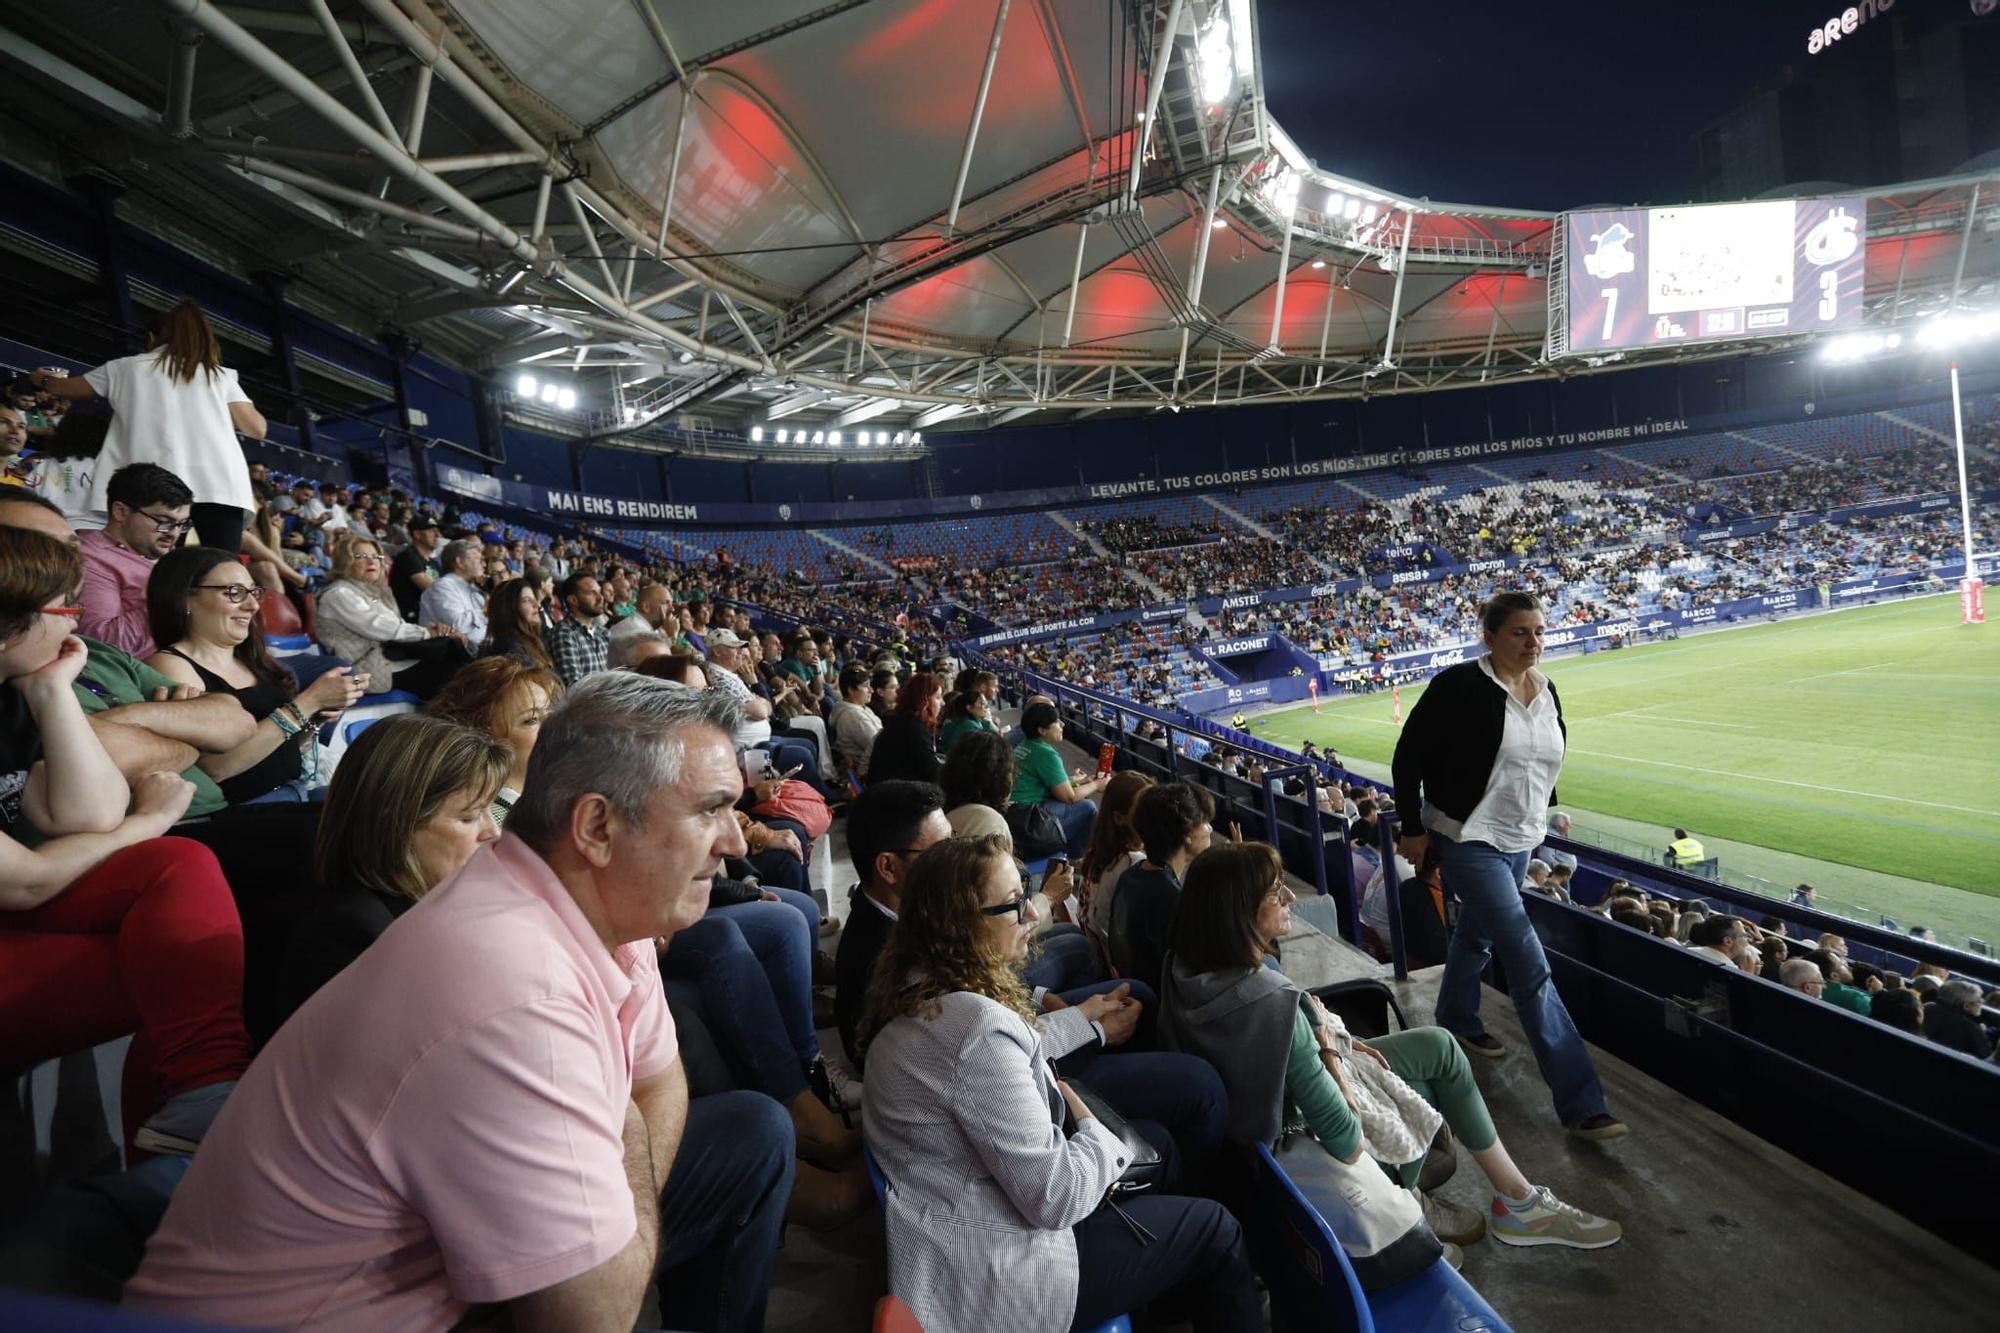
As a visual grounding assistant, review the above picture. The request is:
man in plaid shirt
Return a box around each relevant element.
[546,573,610,686]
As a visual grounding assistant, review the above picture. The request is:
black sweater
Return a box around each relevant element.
[1391,660,1565,825]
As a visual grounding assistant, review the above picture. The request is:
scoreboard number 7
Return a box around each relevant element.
[1601,287,1618,342]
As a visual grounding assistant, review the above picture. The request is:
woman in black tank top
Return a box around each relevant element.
[144,548,368,803]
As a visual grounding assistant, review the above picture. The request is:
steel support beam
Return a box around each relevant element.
[163,21,201,139]
[1267,206,1296,349]
[1061,222,1089,347]
[227,155,487,243]
[1378,210,1416,369]
[1176,162,1224,387]
[1128,0,1188,204]
[1947,182,1982,311]
[304,0,402,147]
[946,0,1011,232]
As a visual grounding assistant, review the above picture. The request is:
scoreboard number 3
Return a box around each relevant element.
[1819,271,1839,321]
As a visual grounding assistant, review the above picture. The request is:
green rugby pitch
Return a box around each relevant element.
[1249,598,2000,920]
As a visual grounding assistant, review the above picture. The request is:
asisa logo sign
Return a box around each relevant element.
[1808,0,1892,54]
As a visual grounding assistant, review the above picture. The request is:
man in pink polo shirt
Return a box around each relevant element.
[127,675,795,1330]
[79,463,193,657]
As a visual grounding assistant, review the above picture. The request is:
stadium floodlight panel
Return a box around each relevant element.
[539,382,560,404]
[1343,197,1362,220]
[516,374,537,397]
[750,426,764,442]
[556,388,577,410]
[775,428,789,443]
[1362,203,1379,223]
[1821,332,1904,363]
[829,431,842,446]
[1917,309,2000,349]
[812,430,825,444]
[1198,15,1235,104]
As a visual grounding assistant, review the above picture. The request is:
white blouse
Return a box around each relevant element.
[83,352,255,519]
[1423,655,1565,854]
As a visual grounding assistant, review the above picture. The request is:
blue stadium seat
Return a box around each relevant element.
[864,1147,1131,1333]
[344,717,380,746]
[264,633,314,653]
[1249,1142,1510,1333]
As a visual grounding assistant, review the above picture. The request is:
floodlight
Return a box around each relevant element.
[894,431,907,444]
[829,431,842,446]
[1343,197,1361,220]
[540,383,559,404]
[812,431,825,445]
[751,426,764,442]
[1362,204,1379,223]
[516,374,537,397]
[879,431,892,445]
[1311,259,1327,269]
[556,388,577,410]
[912,431,923,443]
[1326,191,1344,214]
[776,428,789,443]
[1211,217,1229,229]
[1198,17,1234,104]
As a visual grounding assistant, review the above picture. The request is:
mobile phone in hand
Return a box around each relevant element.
[779,764,804,780]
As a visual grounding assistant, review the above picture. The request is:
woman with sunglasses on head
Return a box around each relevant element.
[1159,841,1622,1269]
[0,525,250,1156]
[859,834,1260,1333]
[314,537,468,701]
[144,547,367,804]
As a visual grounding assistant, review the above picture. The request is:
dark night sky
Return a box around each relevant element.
[1256,0,1863,211]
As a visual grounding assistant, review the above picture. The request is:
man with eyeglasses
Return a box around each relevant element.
[79,463,195,657]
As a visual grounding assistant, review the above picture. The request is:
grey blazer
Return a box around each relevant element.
[862,991,1129,1333]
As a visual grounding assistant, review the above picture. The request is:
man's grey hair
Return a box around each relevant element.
[439,538,479,572]
[1525,859,1550,882]
[608,629,677,670]
[1779,959,1823,991]
[508,672,746,852]
[1549,812,1571,834]
[1937,978,1982,1009]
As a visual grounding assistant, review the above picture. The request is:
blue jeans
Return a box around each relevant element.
[655,1090,794,1333]
[759,738,833,800]
[1043,796,1098,859]
[744,821,813,896]
[662,900,816,1104]
[1432,833,1608,1126]
[1024,924,1104,993]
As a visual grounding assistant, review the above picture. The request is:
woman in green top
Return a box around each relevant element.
[1010,700,1105,859]
[935,687,998,754]
[1159,842,1622,1257]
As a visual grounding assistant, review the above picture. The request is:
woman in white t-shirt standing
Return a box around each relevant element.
[32,301,267,549]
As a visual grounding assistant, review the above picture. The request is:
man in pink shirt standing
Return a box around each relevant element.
[127,675,795,1330]
[79,463,193,657]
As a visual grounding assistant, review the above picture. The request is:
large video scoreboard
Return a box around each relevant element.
[1563,198,1866,354]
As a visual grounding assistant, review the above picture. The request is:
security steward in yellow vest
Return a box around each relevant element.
[1231,710,1248,730]
[1666,827,1705,867]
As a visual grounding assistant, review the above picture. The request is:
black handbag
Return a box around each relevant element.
[1059,1074,1164,1194]
[1005,801,1067,859]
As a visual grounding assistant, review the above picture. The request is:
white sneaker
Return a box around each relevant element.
[1490,1186,1623,1250]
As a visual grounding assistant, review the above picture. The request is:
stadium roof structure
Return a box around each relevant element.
[2,0,1998,447]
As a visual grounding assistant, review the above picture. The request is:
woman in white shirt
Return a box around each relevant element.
[1390,591,1624,1141]
[314,539,468,700]
[34,302,266,549]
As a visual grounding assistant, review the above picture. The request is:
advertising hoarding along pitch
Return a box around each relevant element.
[1565,198,1865,354]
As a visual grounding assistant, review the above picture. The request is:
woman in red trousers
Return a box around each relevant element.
[0,524,249,1155]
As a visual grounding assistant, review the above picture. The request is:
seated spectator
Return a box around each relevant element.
[545,572,610,686]
[78,463,192,657]
[314,537,468,699]
[1812,950,1873,1015]
[1687,915,1751,967]
[1538,811,1578,872]
[1011,700,1105,859]
[0,525,250,1156]
[1756,936,1789,978]
[1160,841,1622,1273]
[144,547,368,803]
[858,834,1260,1333]
[416,538,490,645]
[264,714,507,1041]
[935,686,998,753]
[868,664,900,719]
[1361,850,1418,956]
[17,395,109,529]
[1924,980,1994,1060]
[1545,863,1574,901]
[940,727,1013,845]
[868,669,944,787]
[1078,770,1154,966]
[1111,782,1214,990]
[126,674,794,1330]
[828,661,882,780]
[1779,959,1825,997]
[1522,858,1555,896]
[1872,987,1923,1035]
[387,514,443,618]
[481,575,554,670]
[834,780,953,1072]
[424,656,562,827]
[612,629,678,672]
[706,629,826,792]
[607,580,672,649]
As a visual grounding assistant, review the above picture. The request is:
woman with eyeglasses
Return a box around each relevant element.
[314,537,468,700]
[859,834,1260,1333]
[1159,842,1622,1268]
[143,547,367,803]
[0,525,251,1156]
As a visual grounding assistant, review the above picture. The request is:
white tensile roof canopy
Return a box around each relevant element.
[4,0,1995,445]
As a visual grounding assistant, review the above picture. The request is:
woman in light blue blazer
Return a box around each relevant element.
[858,835,1259,1333]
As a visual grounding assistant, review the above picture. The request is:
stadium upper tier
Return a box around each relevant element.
[16,2,1996,436]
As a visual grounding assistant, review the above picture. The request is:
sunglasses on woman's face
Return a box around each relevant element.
[980,896,1029,923]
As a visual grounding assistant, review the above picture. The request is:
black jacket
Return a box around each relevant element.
[834,887,896,1072]
[265,884,412,1045]
[867,716,942,787]
[1923,1004,1995,1061]
[1392,660,1565,825]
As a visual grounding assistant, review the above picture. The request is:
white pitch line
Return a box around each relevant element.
[1791,661,1890,684]
[1566,747,2000,819]
[1608,713,1756,730]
